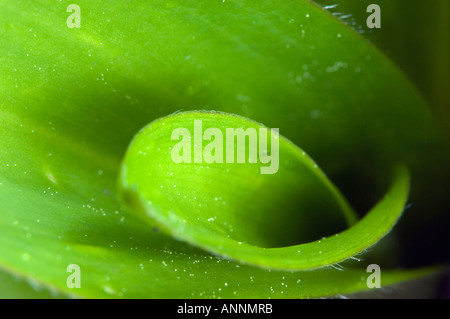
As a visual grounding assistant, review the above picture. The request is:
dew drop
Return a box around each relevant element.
[102,284,117,295]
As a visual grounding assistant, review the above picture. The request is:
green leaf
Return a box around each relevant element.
[120,111,410,270]
[0,268,62,299]
[120,111,358,248]
[0,0,447,298]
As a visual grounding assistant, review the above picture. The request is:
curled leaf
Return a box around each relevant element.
[120,111,410,270]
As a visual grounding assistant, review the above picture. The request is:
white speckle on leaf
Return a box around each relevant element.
[102,285,117,295]
[310,110,322,119]
[46,171,57,185]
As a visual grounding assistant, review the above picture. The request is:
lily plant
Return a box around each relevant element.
[0,0,449,298]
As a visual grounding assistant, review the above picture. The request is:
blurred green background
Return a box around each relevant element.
[318,0,450,272]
